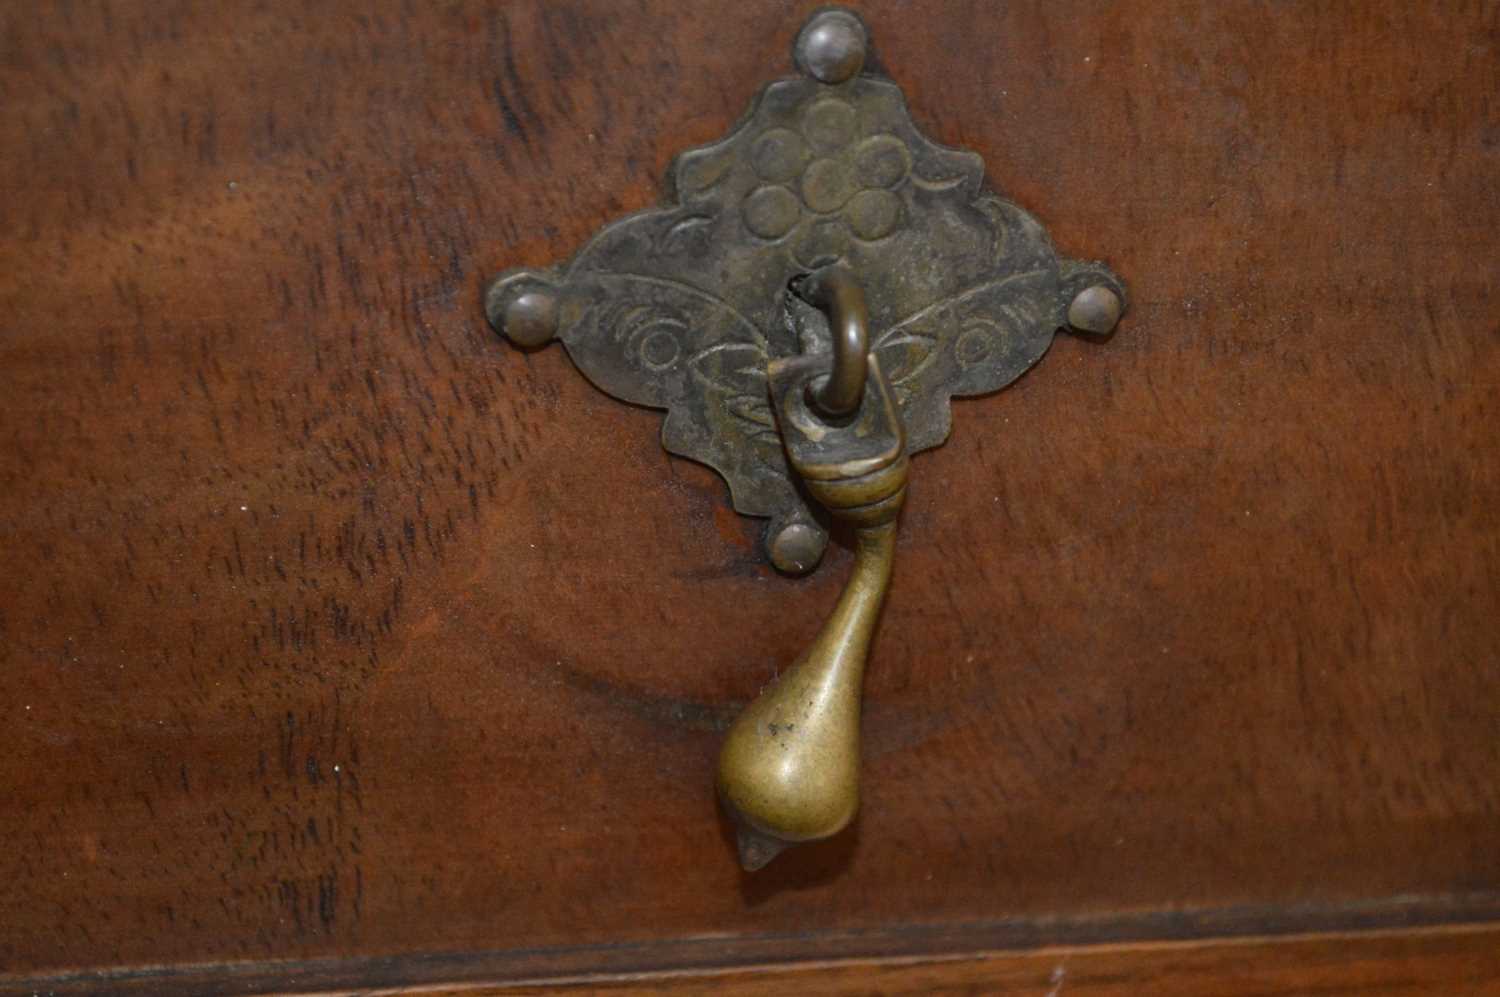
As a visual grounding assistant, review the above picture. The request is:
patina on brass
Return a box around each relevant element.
[482,6,1127,870]
[485,6,1126,574]
[791,257,870,419]
[720,296,908,868]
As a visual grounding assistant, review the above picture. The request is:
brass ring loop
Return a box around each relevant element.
[792,265,869,419]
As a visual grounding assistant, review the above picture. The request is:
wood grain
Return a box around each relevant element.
[455,924,1500,997]
[1,0,1497,992]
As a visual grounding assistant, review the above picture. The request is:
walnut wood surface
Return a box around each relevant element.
[2,0,1498,992]
[481,925,1500,996]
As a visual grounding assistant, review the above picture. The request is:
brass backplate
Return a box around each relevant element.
[485,8,1125,570]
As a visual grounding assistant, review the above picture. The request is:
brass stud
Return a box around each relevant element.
[795,9,867,85]
[768,521,827,575]
[1066,284,1123,335]
[487,277,559,348]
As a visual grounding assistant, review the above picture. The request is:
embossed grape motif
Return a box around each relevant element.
[740,96,912,265]
[486,68,1125,543]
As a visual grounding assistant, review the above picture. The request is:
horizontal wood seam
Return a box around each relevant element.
[8,891,1499,997]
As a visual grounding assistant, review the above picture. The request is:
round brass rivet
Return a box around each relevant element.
[853,134,911,189]
[769,522,827,575]
[801,98,858,153]
[795,10,867,85]
[1066,284,1122,334]
[743,185,802,239]
[802,157,856,213]
[846,189,902,241]
[502,287,559,347]
[749,128,808,183]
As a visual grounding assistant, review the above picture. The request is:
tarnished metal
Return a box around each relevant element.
[485,6,1126,571]
[1067,283,1125,335]
[719,335,907,870]
[794,8,868,85]
[482,6,1128,871]
[792,264,869,418]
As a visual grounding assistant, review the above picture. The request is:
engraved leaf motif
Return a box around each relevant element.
[909,173,968,193]
[726,393,775,428]
[874,329,939,386]
[658,213,715,257]
[672,146,734,199]
[687,341,768,398]
[726,393,782,447]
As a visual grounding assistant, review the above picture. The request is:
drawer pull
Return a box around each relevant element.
[717,264,906,868]
[483,6,1126,869]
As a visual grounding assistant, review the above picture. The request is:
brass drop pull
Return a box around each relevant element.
[483,6,1126,871]
[718,267,907,869]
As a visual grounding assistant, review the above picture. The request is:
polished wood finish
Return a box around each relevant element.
[2,0,1497,992]
[494,924,1500,996]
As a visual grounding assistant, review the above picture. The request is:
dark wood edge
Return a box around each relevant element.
[453,923,1500,996]
[6,892,1499,996]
